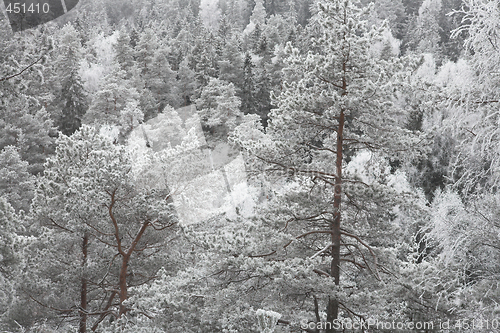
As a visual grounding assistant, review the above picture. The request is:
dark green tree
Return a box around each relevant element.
[54,23,88,136]
[241,52,256,115]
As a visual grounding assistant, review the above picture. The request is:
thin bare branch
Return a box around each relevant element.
[310,243,333,259]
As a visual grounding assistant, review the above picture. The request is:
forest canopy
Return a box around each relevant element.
[1,0,500,332]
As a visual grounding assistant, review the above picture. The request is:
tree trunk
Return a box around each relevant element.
[117,221,150,317]
[118,255,129,317]
[326,109,344,333]
[80,233,88,333]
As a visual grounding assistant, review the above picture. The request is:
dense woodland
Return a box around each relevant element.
[1,0,500,332]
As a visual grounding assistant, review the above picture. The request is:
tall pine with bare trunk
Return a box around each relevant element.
[232,0,427,329]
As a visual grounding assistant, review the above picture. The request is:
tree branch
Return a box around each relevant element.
[0,53,46,82]
[126,220,151,258]
[297,230,334,239]
[91,291,117,331]
[313,268,331,277]
[341,231,380,280]
[310,243,333,259]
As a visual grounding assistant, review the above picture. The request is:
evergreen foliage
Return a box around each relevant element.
[2,0,500,332]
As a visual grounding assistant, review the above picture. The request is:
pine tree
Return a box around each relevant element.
[0,146,35,213]
[218,35,244,88]
[253,66,272,125]
[0,105,56,175]
[232,0,427,328]
[114,27,136,73]
[176,58,198,106]
[196,77,242,139]
[251,0,267,27]
[360,0,406,39]
[199,0,222,31]
[415,0,443,55]
[58,72,88,136]
[135,28,180,110]
[263,13,293,49]
[28,126,178,331]
[189,33,219,93]
[135,28,159,75]
[0,29,56,176]
[84,68,140,127]
[0,197,19,324]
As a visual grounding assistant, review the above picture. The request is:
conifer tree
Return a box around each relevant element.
[200,0,222,30]
[414,0,443,55]
[0,146,35,213]
[241,52,256,115]
[28,126,177,331]
[190,33,219,93]
[176,58,198,106]
[54,23,89,136]
[0,105,55,175]
[253,66,271,125]
[114,28,136,73]
[0,197,19,325]
[251,0,267,26]
[0,30,56,175]
[196,77,242,136]
[84,68,140,127]
[232,0,426,328]
[135,28,180,110]
[218,35,244,88]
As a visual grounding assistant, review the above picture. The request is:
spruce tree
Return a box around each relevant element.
[241,52,256,115]
[114,27,136,73]
[54,23,89,136]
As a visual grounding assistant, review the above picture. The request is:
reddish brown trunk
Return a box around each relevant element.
[117,221,149,317]
[332,110,344,285]
[326,6,349,326]
[326,109,344,333]
[80,234,88,333]
[118,256,129,316]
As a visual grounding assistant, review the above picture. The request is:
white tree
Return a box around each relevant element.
[416,0,443,54]
[200,0,221,31]
[120,100,144,132]
[244,0,267,35]
[446,0,500,193]
[0,146,35,212]
[196,77,242,133]
[0,197,19,324]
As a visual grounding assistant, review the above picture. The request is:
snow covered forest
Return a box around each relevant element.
[1,0,500,332]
